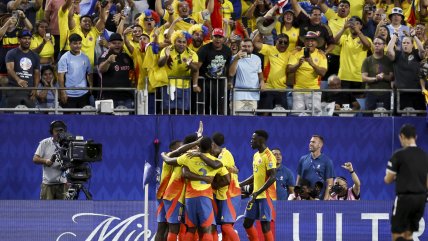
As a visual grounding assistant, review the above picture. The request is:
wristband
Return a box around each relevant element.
[192,84,198,87]
[350,170,355,174]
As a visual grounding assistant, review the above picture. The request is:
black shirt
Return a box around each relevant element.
[295,12,335,51]
[98,50,134,100]
[197,43,232,79]
[388,146,428,195]
[321,91,357,107]
[5,47,40,87]
[393,49,422,89]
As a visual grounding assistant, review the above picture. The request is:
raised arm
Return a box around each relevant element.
[252,30,263,52]
[68,2,77,30]
[290,0,304,16]
[155,0,165,17]
[386,33,397,61]
[342,162,360,197]
[161,152,179,166]
[95,4,108,33]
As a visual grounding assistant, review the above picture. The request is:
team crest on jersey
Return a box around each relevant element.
[268,163,273,168]
[89,36,93,42]
[20,57,32,71]
[258,159,262,164]
[314,58,318,63]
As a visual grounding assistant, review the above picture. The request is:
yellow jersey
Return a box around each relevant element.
[159,47,198,89]
[253,148,277,200]
[30,35,55,58]
[177,153,229,200]
[70,26,101,69]
[214,148,241,200]
[259,44,291,89]
[288,49,327,89]
[338,34,372,82]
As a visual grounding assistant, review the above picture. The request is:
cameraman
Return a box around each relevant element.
[328,162,361,200]
[288,179,320,200]
[32,120,68,200]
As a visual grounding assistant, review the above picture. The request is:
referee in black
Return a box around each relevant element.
[384,124,428,241]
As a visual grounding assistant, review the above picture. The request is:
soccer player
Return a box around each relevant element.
[384,124,428,241]
[240,130,277,241]
[178,137,230,241]
[160,133,201,241]
[158,121,204,241]
[187,132,241,241]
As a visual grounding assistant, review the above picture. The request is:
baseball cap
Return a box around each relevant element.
[18,29,32,38]
[212,28,224,37]
[109,33,123,42]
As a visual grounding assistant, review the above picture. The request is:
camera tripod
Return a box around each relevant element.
[65,182,93,200]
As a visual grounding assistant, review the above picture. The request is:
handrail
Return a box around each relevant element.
[0,86,425,116]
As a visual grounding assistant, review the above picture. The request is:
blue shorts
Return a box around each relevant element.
[161,86,190,111]
[244,198,276,222]
[157,199,167,223]
[215,196,241,224]
[163,199,184,224]
[185,196,216,228]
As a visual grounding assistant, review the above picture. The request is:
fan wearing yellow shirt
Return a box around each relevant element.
[287,31,327,115]
[178,137,230,241]
[158,30,199,114]
[137,9,161,41]
[154,0,215,32]
[253,32,291,114]
[57,0,80,55]
[275,9,300,51]
[319,0,350,78]
[68,1,108,70]
[30,20,55,66]
[335,16,372,97]
[240,130,277,241]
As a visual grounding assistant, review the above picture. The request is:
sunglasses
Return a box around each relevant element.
[144,18,154,21]
[277,40,289,45]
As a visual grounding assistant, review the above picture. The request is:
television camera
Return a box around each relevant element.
[52,132,102,200]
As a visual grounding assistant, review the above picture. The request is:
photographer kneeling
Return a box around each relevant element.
[33,121,68,200]
[328,162,361,200]
[288,179,322,200]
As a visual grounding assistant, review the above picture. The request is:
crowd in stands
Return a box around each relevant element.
[0,0,427,115]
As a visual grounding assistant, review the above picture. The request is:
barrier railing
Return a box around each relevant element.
[151,76,228,115]
[232,88,401,116]
[0,86,137,114]
[0,85,426,116]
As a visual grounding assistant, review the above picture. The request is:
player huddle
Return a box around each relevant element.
[155,122,276,241]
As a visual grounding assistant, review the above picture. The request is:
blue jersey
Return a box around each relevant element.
[276,164,295,200]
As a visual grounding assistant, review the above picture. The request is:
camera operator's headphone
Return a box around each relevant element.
[49,120,67,134]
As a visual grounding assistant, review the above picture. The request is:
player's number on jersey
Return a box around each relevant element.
[199,168,207,184]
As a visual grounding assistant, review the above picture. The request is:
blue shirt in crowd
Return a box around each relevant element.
[57,51,91,97]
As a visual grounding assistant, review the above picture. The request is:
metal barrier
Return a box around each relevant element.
[0,85,425,116]
[232,88,402,116]
[152,76,228,115]
[0,86,137,114]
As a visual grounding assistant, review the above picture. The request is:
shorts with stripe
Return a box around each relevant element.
[214,196,241,224]
[244,198,276,222]
[163,199,184,224]
[156,199,167,223]
[185,196,216,228]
